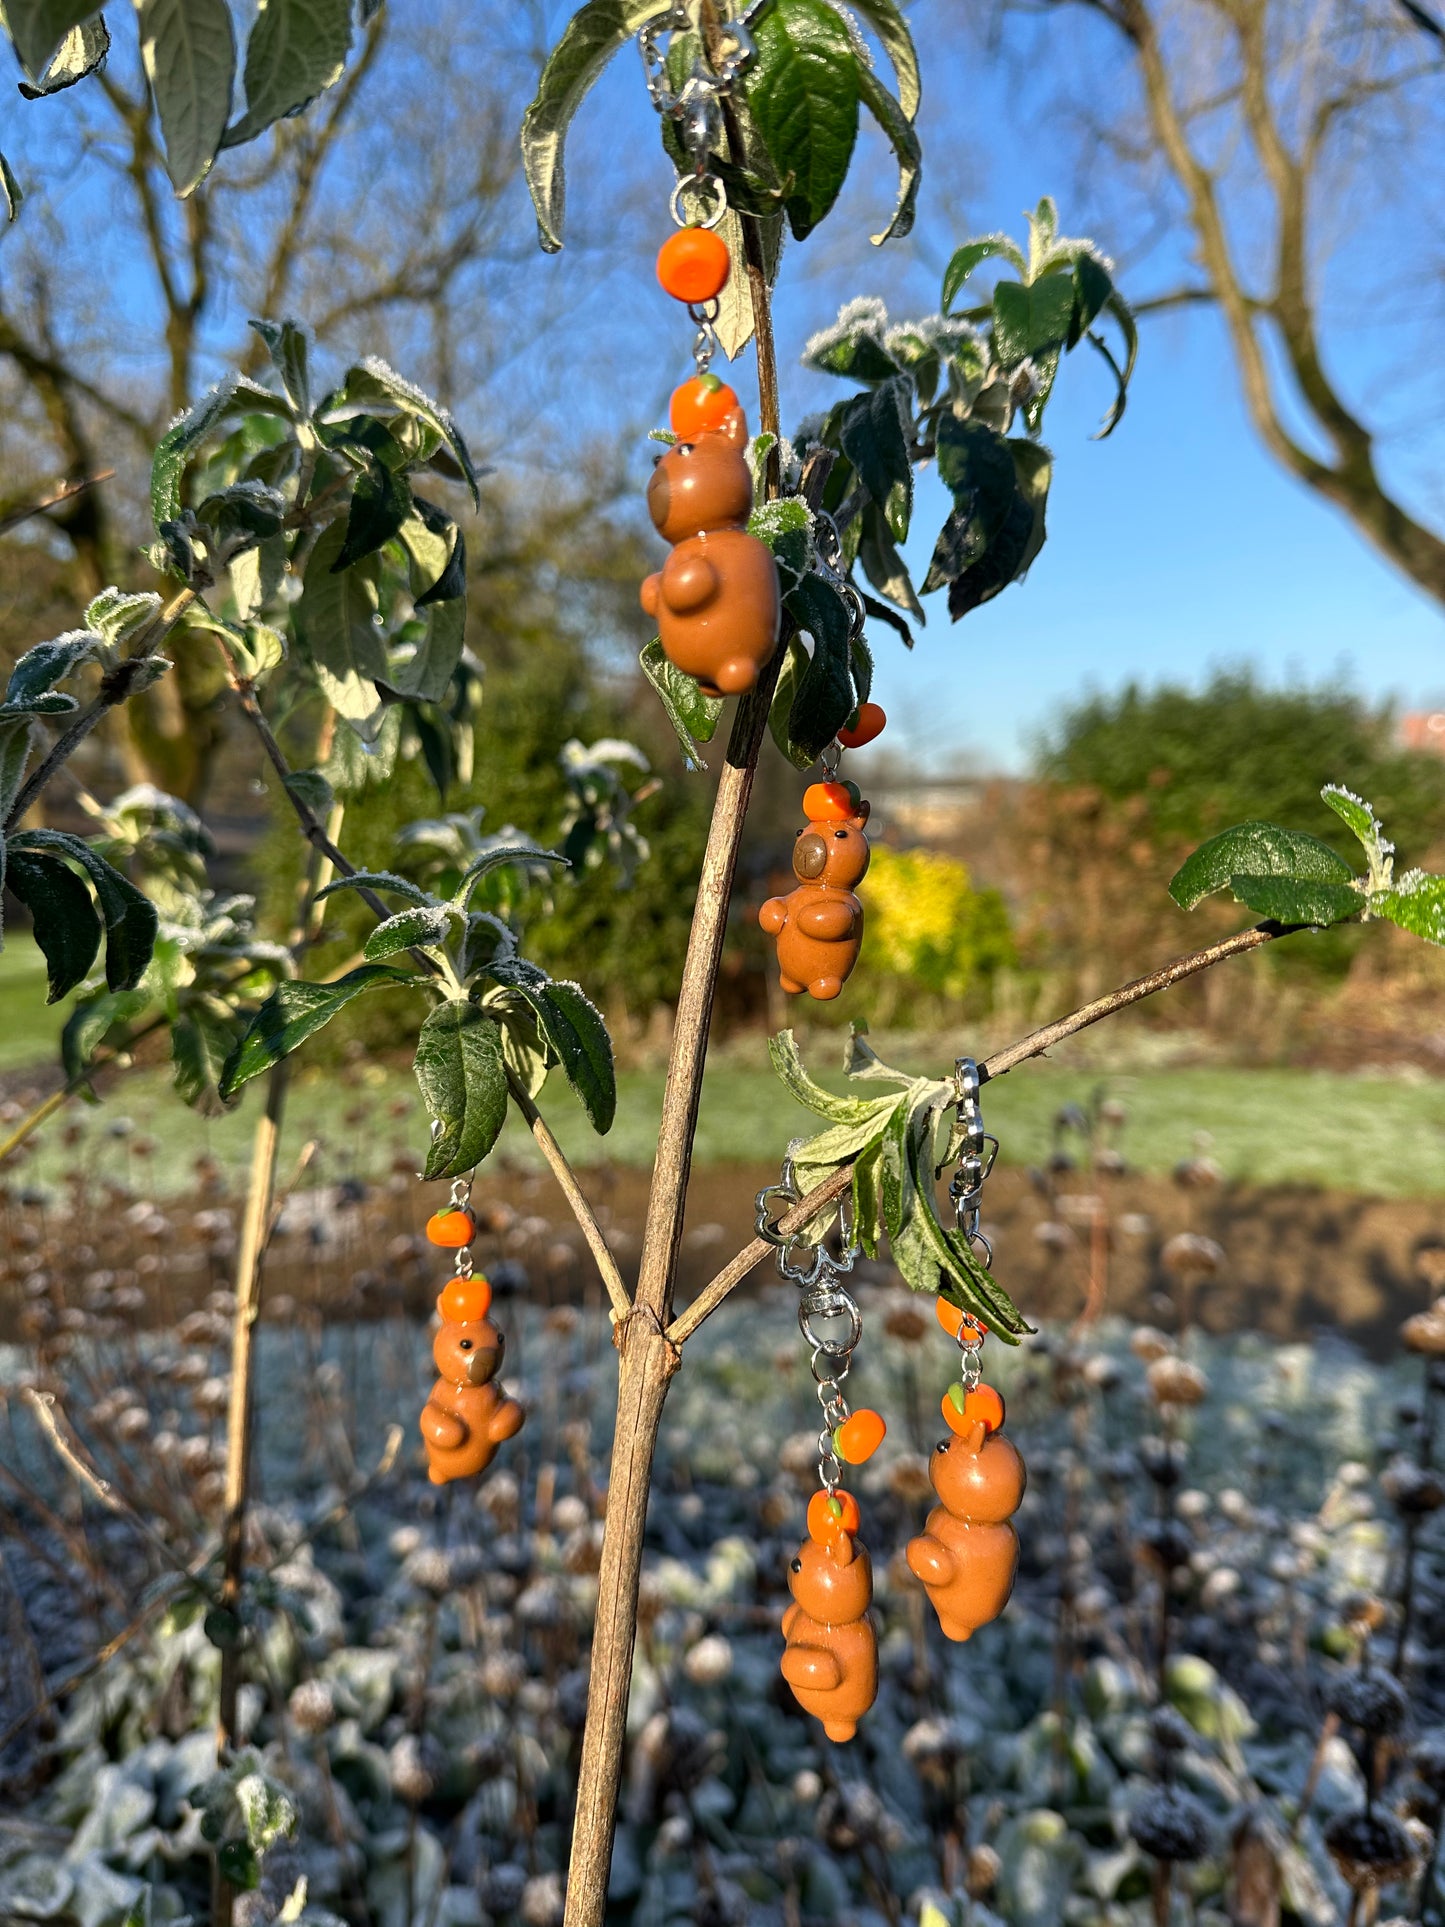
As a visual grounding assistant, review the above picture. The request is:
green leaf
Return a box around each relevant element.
[639,636,723,773]
[1169,822,1357,911]
[843,1023,913,1084]
[3,0,101,81]
[334,359,480,508]
[315,869,432,906]
[748,496,812,591]
[923,416,1027,610]
[225,0,351,147]
[854,61,919,244]
[991,273,1076,368]
[6,631,97,703]
[86,589,162,650]
[283,768,333,821]
[137,0,236,196]
[393,596,465,706]
[519,0,670,253]
[768,1027,891,1125]
[858,505,923,623]
[171,998,240,1115]
[220,964,419,1098]
[455,842,566,904]
[768,636,812,772]
[333,457,412,571]
[902,1106,1028,1338]
[512,976,616,1133]
[151,374,293,528]
[851,1137,884,1259]
[840,377,913,541]
[248,318,311,416]
[15,9,106,92]
[783,1095,901,1169]
[1321,784,1394,886]
[941,234,1026,313]
[11,829,158,990]
[1070,251,1113,347]
[1372,876,1445,947]
[415,1000,509,1179]
[1225,874,1362,926]
[0,715,35,823]
[216,1841,258,1891]
[783,573,854,760]
[1,150,21,224]
[363,903,456,961]
[294,517,384,733]
[62,989,146,1083]
[5,847,100,1000]
[844,0,919,117]
[745,0,859,241]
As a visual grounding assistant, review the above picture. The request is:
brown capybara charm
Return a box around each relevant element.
[780,1488,878,1741]
[640,399,780,699]
[906,1417,1026,1640]
[419,1276,524,1485]
[759,781,871,1001]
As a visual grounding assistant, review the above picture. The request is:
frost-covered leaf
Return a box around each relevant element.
[1169,821,1357,911]
[138,0,235,195]
[225,0,351,147]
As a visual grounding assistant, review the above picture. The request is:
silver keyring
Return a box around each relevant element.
[799,1288,862,1358]
[670,174,728,229]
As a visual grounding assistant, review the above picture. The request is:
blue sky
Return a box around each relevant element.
[549,11,1445,775]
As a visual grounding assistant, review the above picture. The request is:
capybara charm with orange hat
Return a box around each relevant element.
[420,1183,523,1484]
[760,780,871,1000]
[641,383,780,698]
[781,1489,878,1741]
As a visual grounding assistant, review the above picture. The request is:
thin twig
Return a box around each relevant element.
[0,470,115,537]
[22,1389,223,1602]
[667,1166,853,1345]
[4,587,197,831]
[676,921,1299,1337]
[507,1074,631,1321]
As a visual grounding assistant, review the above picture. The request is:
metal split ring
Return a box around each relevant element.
[670,173,728,229]
[799,1286,863,1359]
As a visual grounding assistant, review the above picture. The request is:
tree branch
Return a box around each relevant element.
[669,920,1299,1341]
[0,470,114,536]
[506,1073,631,1321]
[3,588,197,832]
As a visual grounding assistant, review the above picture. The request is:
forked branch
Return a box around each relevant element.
[671,919,1299,1340]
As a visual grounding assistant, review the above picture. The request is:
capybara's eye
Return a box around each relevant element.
[459,1338,473,1351]
[677,442,694,456]
[790,1558,802,1573]
[652,452,664,467]
[834,829,847,839]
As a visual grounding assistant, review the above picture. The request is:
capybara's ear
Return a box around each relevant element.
[963,1418,988,1454]
[435,1293,449,1321]
[829,1530,857,1567]
[719,404,748,448]
[851,801,871,826]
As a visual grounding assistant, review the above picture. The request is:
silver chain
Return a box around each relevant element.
[948,1056,998,1270]
[639,4,760,233]
[756,1153,863,1493]
[449,1174,474,1280]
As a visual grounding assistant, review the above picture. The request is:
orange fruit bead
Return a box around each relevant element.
[802,780,857,822]
[670,373,740,440]
[657,225,731,303]
[942,1380,1005,1435]
[439,1274,492,1323]
[807,1486,860,1544]
[425,1207,475,1249]
[837,702,886,749]
[935,1298,989,1341]
[834,1408,886,1464]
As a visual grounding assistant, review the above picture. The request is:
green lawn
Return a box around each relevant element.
[0,934,69,1072]
[8,1039,1445,1199]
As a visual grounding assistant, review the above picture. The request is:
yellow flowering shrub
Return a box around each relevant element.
[858,845,1015,1003]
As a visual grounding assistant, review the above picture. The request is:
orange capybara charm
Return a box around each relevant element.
[780,1489,878,1741]
[759,781,871,1001]
[906,1416,1026,1640]
[640,392,780,699]
[419,1275,524,1485]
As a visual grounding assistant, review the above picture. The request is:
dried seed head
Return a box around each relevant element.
[404,1547,454,1597]
[683,1634,734,1685]
[1129,1786,1211,1863]
[1381,1460,1445,1516]
[964,1844,1001,1897]
[887,1453,934,1504]
[288,1678,336,1735]
[1131,1326,1175,1364]
[883,1303,928,1343]
[1161,1232,1225,1276]
[1414,1248,1445,1291]
[1401,1300,1445,1355]
[1328,1669,1409,1737]
[388,1731,442,1804]
[1147,1357,1209,1409]
[1150,1706,1196,1755]
[519,1872,566,1927]
[1139,1520,1194,1571]
[1323,1808,1417,1890]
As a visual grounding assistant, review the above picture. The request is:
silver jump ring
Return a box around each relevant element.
[670,174,728,229]
[799,1288,862,1359]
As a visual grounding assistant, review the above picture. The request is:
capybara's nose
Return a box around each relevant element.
[646,464,670,530]
[465,1344,501,1386]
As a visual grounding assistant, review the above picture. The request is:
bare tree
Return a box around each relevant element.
[959,0,1445,604]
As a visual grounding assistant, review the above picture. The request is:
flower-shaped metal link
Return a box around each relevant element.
[949,1055,999,1269]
